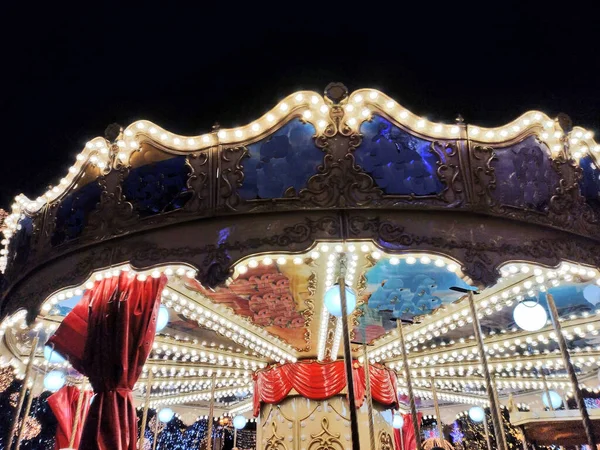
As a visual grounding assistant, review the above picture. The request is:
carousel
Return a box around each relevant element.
[0,83,599,450]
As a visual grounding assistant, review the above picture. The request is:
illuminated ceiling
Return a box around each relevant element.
[2,240,599,413]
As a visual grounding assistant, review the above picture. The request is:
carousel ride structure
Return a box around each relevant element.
[0,83,599,449]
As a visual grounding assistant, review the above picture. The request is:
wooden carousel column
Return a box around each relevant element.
[339,270,360,450]
[68,379,87,449]
[547,294,597,448]
[453,287,508,450]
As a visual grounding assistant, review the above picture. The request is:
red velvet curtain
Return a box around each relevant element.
[253,360,398,416]
[48,385,93,450]
[48,272,167,450]
[393,413,422,450]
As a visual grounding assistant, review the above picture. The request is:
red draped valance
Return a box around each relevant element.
[253,360,398,416]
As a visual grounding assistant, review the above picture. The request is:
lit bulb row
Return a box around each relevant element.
[119,91,331,161]
[39,264,198,315]
[397,386,487,406]
[386,317,600,368]
[330,318,343,361]
[141,378,250,399]
[149,385,253,408]
[154,335,249,358]
[228,400,254,415]
[152,336,260,365]
[162,287,296,363]
[414,376,572,393]
[345,89,599,161]
[317,307,331,361]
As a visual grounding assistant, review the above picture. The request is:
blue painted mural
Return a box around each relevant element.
[579,155,600,209]
[354,115,444,196]
[123,156,192,217]
[354,259,470,342]
[51,181,102,246]
[492,136,558,212]
[239,119,322,199]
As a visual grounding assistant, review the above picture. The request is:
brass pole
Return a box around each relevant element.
[482,416,492,450]
[490,373,506,441]
[541,371,554,412]
[233,427,237,448]
[14,371,39,449]
[339,272,360,450]
[139,369,154,450]
[466,290,507,450]
[430,378,444,441]
[152,413,159,450]
[7,336,38,449]
[396,319,421,450]
[68,380,87,449]
[362,342,375,450]
[206,373,217,450]
[546,293,596,447]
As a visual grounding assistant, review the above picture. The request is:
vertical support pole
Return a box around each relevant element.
[467,291,507,450]
[206,373,217,450]
[399,421,405,450]
[152,414,159,450]
[547,294,596,448]
[14,372,39,450]
[139,369,154,450]
[482,417,492,450]
[233,427,237,449]
[541,371,554,412]
[490,373,506,440]
[339,273,360,450]
[396,319,421,450]
[362,342,375,450]
[68,380,87,449]
[430,378,444,441]
[7,336,38,449]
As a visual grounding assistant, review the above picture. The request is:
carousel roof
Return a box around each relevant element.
[1,84,599,417]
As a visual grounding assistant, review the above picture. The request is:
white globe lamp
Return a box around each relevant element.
[583,285,600,305]
[324,285,357,317]
[468,406,485,423]
[44,370,66,392]
[542,390,563,409]
[392,413,404,429]
[513,300,547,331]
[44,345,66,364]
[156,306,169,333]
[158,408,175,423]
[233,415,247,430]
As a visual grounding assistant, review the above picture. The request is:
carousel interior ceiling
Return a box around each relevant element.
[2,240,600,414]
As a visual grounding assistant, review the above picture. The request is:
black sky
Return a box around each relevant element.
[1,3,598,207]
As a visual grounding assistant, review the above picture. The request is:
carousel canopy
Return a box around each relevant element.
[0,83,599,420]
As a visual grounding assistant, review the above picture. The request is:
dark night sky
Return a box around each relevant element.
[1,3,598,207]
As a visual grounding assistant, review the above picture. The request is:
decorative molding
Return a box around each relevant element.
[308,418,344,450]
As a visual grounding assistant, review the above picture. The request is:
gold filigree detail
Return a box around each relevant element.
[379,431,394,450]
[308,418,344,450]
[265,421,288,450]
[307,272,317,297]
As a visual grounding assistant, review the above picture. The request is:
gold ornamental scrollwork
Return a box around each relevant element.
[308,418,345,450]
[265,421,288,450]
[379,431,394,450]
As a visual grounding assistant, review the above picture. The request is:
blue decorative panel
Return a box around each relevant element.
[354,115,444,195]
[123,156,192,217]
[579,156,600,209]
[353,259,470,342]
[491,136,558,212]
[239,119,321,200]
[8,216,33,265]
[52,181,101,246]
